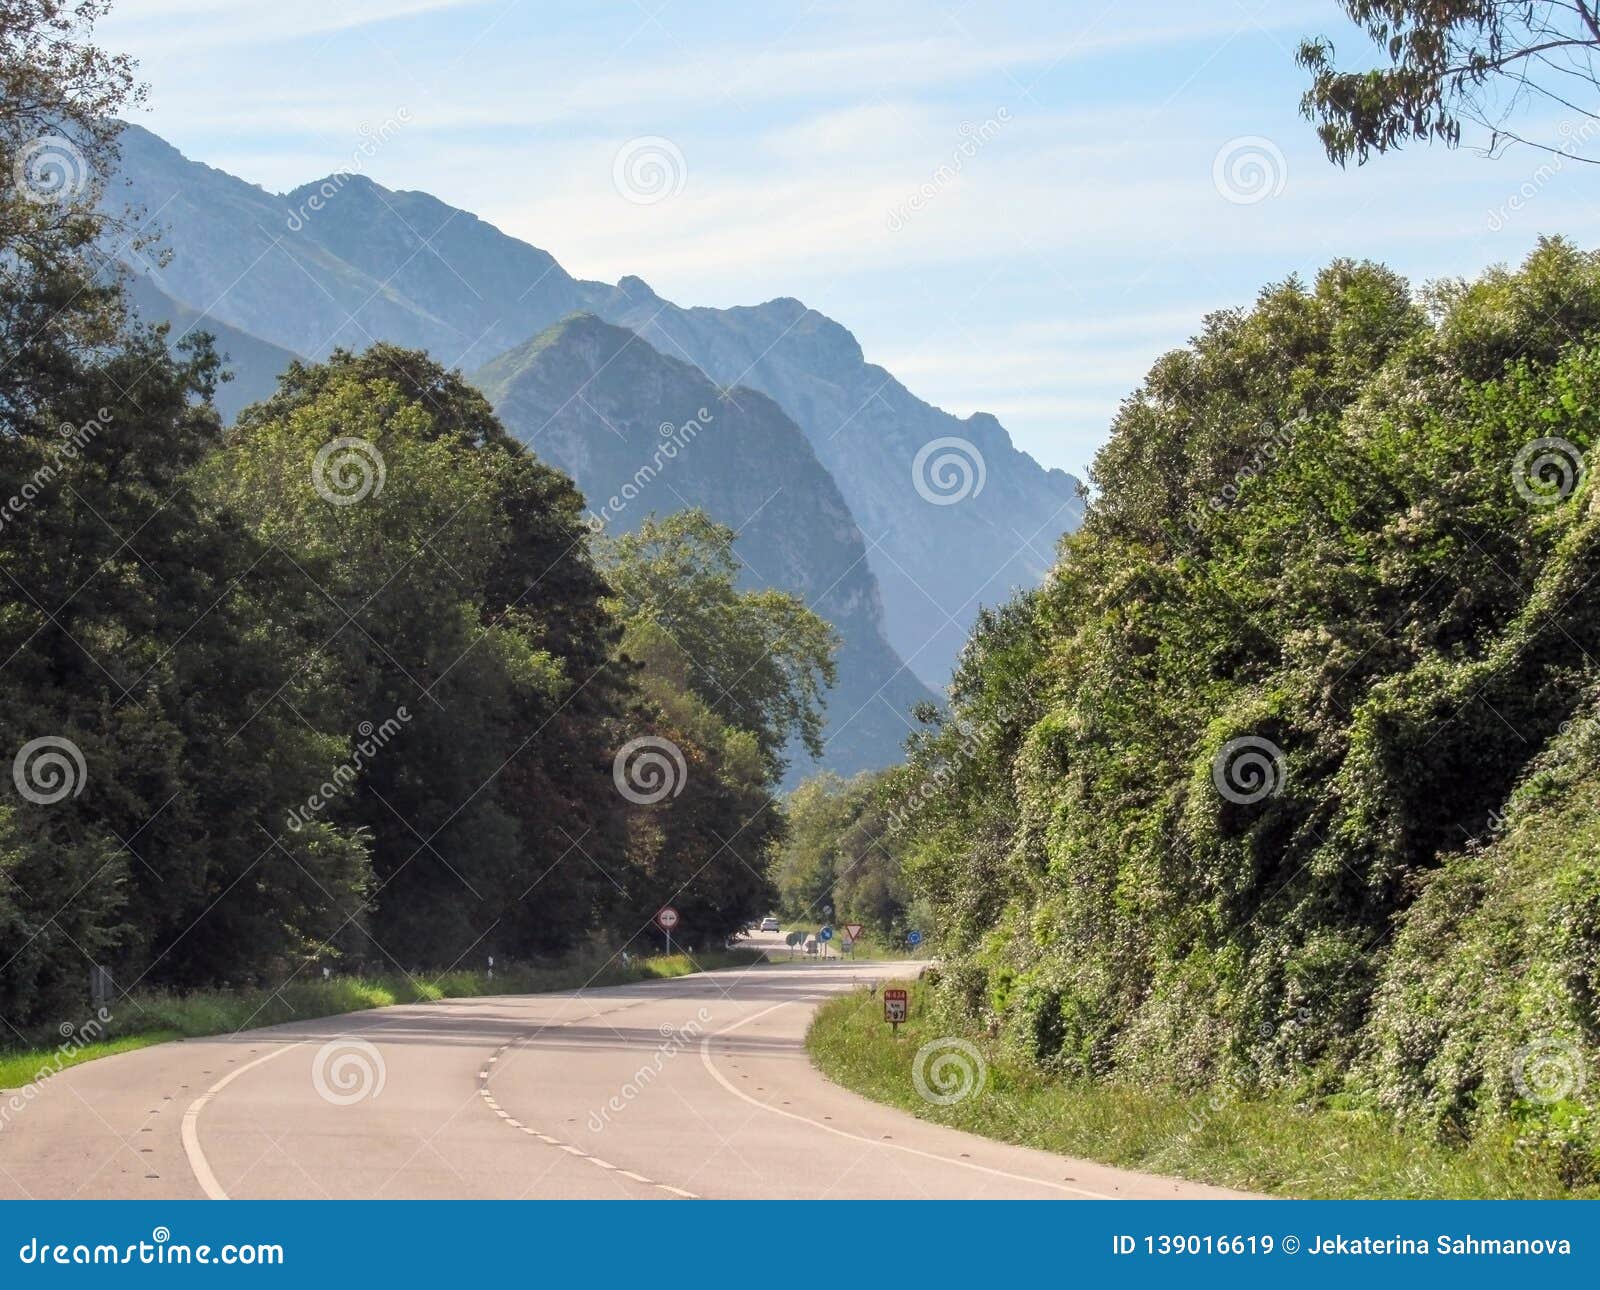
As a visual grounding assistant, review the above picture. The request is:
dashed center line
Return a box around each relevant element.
[475,1001,700,1200]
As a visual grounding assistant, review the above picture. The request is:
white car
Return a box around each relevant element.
[759,916,781,932]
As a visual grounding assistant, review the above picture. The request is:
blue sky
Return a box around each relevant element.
[101,0,1600,480]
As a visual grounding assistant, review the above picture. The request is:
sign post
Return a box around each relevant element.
[884,987,908,1031]
[844,923,864,956]
[818,925,833,959]
[655,906,680,956]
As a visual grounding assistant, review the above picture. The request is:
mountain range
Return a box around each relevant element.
[108,123,1083,778]
[476,313,933,776]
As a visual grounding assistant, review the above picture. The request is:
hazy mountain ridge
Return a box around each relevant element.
[475,313,937,779]
[124,275,299,421]
[110,125,597,364]
[592,277,1085,685]
[108,122,1082,699]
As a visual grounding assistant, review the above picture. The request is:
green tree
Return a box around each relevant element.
[1300,1,1600,165]
[597,510,837,784]
[770,770,909,935]
[0,0,370,1023]
[215,346,631,967]
[893,241,1600,1162]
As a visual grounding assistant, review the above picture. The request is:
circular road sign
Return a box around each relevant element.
[906,930,923,946]
[819,925,834,942]
[656,906,680,931]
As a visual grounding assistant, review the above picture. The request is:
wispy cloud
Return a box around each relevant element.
[100,0,1584,474]
[103,0,490,51]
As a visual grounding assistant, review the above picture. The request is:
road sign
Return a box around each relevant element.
[884,987,908,1027]
[840,938,854,953]
[655,906,680,931]
[906,930,923,947]
[819,925,834,942]
[844,922,864,942]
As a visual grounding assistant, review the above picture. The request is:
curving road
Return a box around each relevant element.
[0,935,1243,1200]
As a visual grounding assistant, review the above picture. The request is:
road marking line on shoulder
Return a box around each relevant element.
[182,1043,306,1200]
[698,999,1115,1200]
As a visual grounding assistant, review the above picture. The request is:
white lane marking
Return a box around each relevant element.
[477,1019,700,1199]
[175,971,780,1202]
[181,1044,306,1200]
[698,999,1116,1200]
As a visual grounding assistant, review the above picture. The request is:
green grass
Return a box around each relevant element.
[0,947,766,1093]
[806,981,1592,1199]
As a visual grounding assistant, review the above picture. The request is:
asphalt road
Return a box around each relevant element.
[0,934,1243,1199]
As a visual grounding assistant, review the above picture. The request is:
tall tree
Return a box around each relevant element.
[0,0,370,1025]
[216,346,631,967]
[1300,1,1600,164]
[598,509,837,784]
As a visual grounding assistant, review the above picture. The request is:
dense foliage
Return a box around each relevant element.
[1300,1,1600,166]
[892,240,1600,1178]
[0,5,833,1028]
[769,770,920,938]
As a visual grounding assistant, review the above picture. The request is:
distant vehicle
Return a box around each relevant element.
[759,916,780,932]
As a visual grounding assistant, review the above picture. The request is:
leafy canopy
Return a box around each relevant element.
[1300,1,1600,165]
[598,509,838,783]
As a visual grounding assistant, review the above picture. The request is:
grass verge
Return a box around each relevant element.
[806,981,1592,1199]
[0,947,765,1092]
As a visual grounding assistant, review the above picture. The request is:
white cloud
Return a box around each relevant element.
[101,0,488,51]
